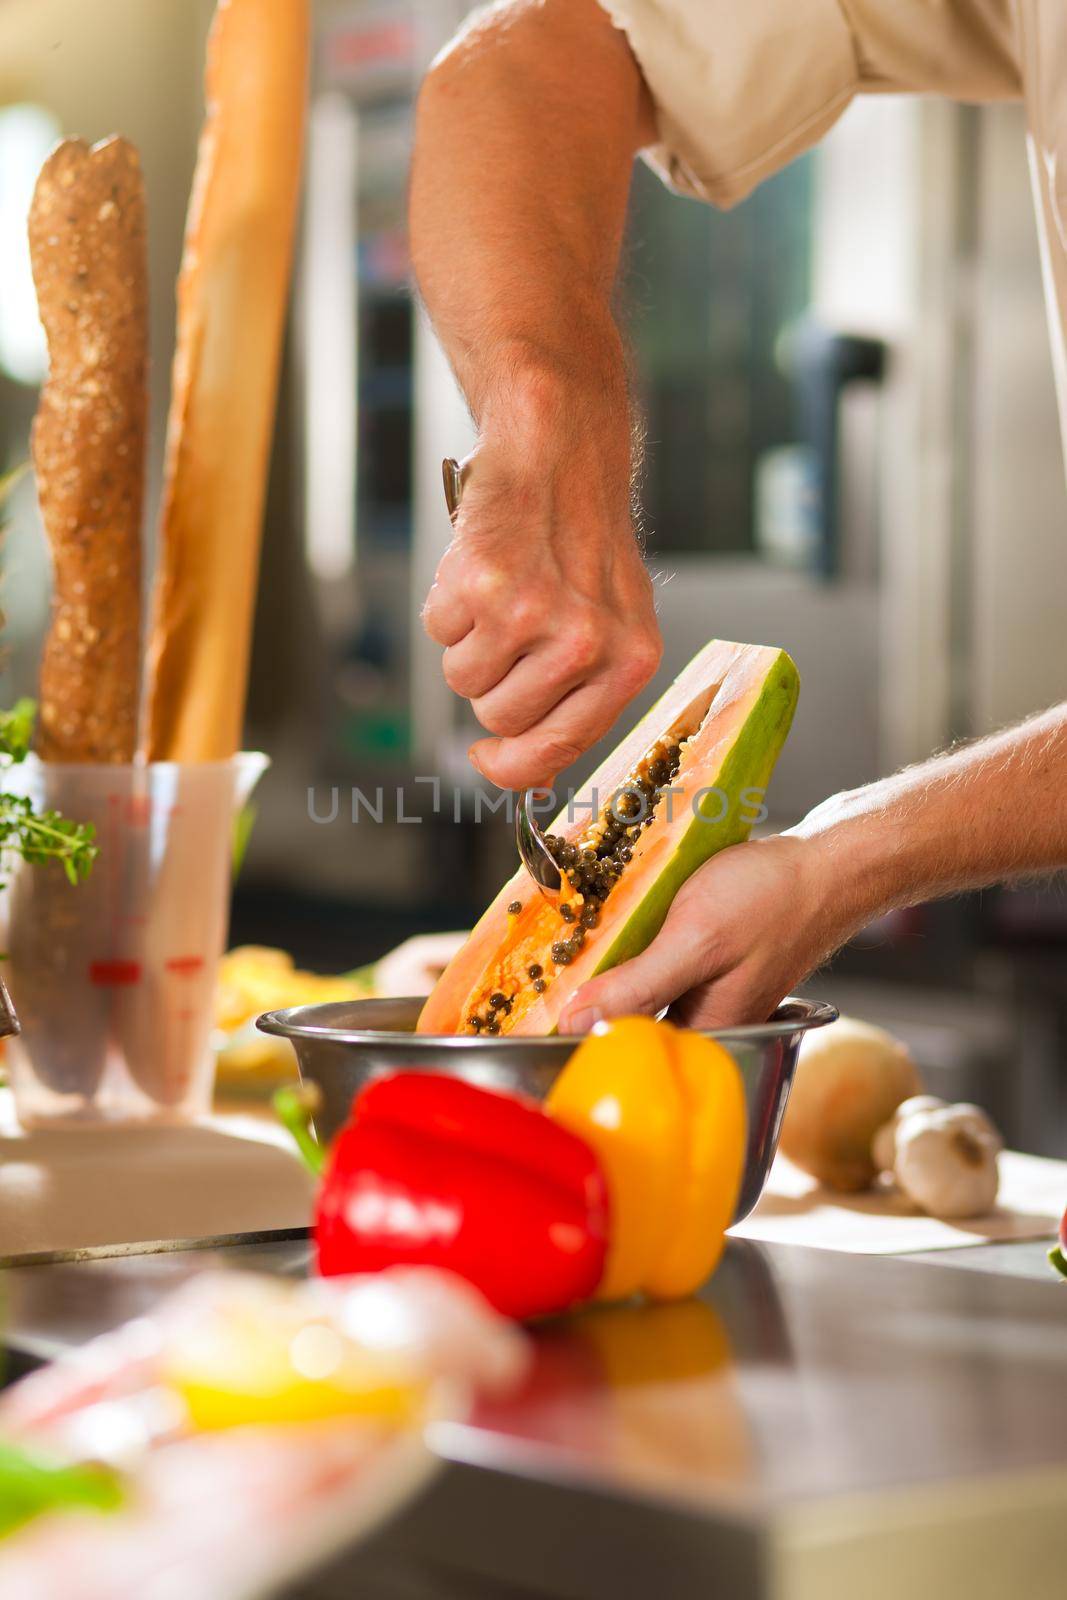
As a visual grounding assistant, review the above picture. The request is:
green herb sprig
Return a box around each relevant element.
[0,468,97,888]
[0,702,98,887]
[0,696,35,762]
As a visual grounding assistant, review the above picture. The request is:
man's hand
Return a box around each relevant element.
[558,703,1067,1031]
[557,834,846,1033]
[422,425,661,790]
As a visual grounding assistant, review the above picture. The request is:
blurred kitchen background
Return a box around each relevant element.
[1,0,1065,1150]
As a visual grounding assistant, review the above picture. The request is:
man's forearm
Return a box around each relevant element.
[410,0,653,435]
[794,704,1067,927]
[559,703,1067,1034]
[410,1,664,792]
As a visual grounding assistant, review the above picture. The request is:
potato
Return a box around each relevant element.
[779,1017,923,1191]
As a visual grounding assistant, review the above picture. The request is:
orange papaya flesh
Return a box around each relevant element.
[417,639,799,1037]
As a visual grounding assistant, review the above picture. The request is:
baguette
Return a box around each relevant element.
[141,0,310,761]
[29,136,147,764]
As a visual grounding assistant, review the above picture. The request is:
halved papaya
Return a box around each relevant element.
[418,639,799,1036]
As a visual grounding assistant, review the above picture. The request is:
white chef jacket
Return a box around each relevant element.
[600,0,1067,455]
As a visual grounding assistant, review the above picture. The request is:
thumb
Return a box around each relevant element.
[557,916,717,1035]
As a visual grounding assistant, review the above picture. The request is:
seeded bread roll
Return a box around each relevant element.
[140,0,309,761]
[29,136,147,764]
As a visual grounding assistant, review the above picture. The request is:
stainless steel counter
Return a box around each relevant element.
[5,1236,1067,1599]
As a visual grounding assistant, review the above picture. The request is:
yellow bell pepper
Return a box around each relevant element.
[645,1028,747,1298]
[545,1016,685,1302]
[545,1017,745,1303]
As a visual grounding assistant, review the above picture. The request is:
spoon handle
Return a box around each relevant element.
[442,456,463,521]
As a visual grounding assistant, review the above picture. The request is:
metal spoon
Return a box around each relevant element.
[441,457,562,897]
[515,788,563,895]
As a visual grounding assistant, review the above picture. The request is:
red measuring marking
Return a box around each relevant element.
[165,955,204,977]
[124,795,152,827]
[89,959,142,987]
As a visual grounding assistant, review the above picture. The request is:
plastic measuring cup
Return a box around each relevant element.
[1,753,267,1126]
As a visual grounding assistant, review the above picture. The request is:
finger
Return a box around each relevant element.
[442,629,526,701]
[471,640,598,739]
[422,584,473,647]
[670,969,780,1030]
[421,557,475,647]
[469,673,630,789]
[557,897,726,1033]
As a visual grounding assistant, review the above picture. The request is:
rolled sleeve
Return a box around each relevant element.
[1016,0,1067,460]
[599,0,860,207]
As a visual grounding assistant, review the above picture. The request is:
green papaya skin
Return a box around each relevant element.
[588,649,799,977]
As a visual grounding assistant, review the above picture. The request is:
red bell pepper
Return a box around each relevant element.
[1050,1204,1067,1279]
[292,1073,610,1321]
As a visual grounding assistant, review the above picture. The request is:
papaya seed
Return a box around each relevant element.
[465,724,694,1033]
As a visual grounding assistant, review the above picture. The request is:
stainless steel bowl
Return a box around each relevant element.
[257,996,837,1222]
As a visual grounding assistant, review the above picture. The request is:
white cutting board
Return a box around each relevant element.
[4,1085,1062,1264]
[733,1150,1066,1254]
[0,1089,315,1260]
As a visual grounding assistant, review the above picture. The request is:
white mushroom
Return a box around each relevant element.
[890,1102,1003,1218]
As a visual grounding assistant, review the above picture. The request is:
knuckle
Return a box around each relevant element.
[618,631,662,690]
[420,597,445,642]
[474,700,529,738]
[475,751,515,790]
[430,547,460,591]
[509,591,547,637]
[469,562,508,607]
[643,627,665,672]
[488,749,546,789]
[537,734,584,773]
[561,615,601,675]
[442,654,471,694]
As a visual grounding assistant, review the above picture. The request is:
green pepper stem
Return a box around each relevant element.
[272,1085,326,1178]
[1048,1245,1067,1280]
